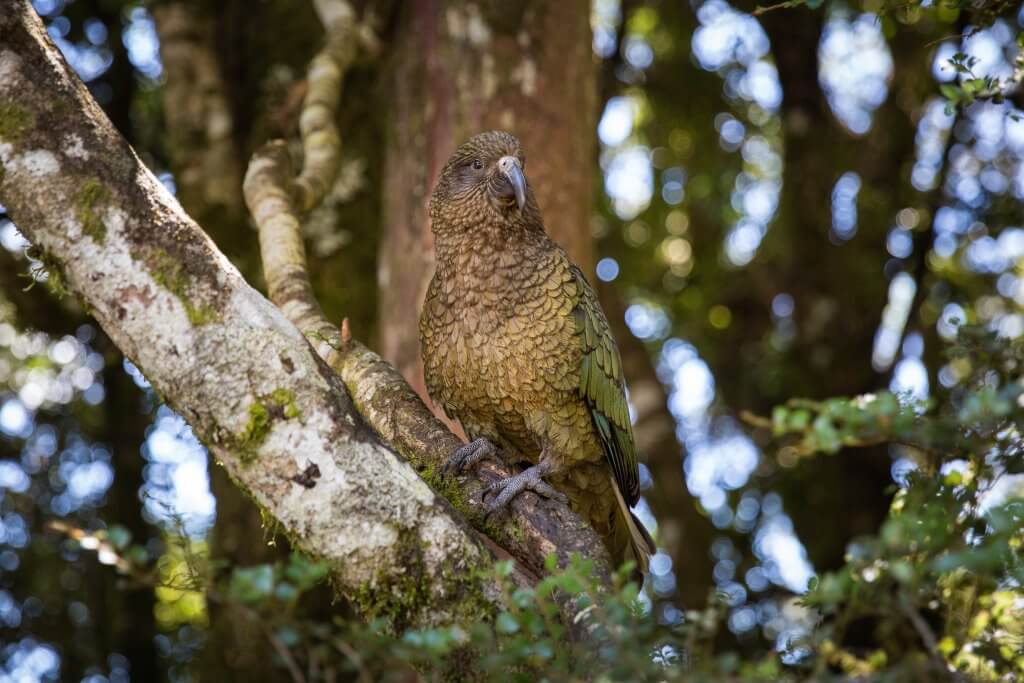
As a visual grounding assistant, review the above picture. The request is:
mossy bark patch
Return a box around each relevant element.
[0,102,33,143]
[140,245,221,326]
[76,179,110,244]
[350,525,493,632]
[234,388,302,464]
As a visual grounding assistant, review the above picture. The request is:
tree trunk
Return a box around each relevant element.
[377,0,597,411]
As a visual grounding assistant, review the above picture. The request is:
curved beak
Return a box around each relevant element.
[498,155,527,211]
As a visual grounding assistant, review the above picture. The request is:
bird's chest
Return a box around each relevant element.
[421,265,579,440]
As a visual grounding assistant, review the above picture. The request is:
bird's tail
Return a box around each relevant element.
[609,472,656,576]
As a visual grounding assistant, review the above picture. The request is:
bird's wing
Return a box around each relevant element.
[570,265,641,506]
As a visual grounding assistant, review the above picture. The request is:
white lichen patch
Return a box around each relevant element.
[445,4,491,47]
[63,206,199,362]
[418,513,483,573]
[63,134,89,160]
[227,280,306,344]
[5,149,59,177]
[314,0,354,34]
[0,50,22,89]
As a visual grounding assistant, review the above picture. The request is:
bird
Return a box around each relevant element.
[419,130,655,574]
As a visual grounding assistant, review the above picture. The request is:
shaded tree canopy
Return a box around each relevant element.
[0,0,1023,681]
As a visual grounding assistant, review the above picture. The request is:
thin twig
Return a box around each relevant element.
[333,639,374,683]
[264,623,309,683]
[751,0,800,16]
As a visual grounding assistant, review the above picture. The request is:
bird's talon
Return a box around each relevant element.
[478,462,563,513]
[442,438,496,479]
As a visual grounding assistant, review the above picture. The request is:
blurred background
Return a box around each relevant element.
[1,0,1023,680]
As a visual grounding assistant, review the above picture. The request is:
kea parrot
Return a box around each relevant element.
[419,130,656,573]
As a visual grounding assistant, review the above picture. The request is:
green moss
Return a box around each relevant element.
[419,463,470,511]
[0,102,33,143]
[75,179,110,244]
[419,462,518,544]
[143,246,220,326]
[267,388,301,419]
[232,388,302,464]
[236,401,271,463]
[508,518,527,545]
[350,525,495,634]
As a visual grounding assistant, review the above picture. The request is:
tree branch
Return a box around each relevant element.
[0,1,498,628]
[241,1,611,583]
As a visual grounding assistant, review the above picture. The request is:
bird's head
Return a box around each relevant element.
[429,131,540,233]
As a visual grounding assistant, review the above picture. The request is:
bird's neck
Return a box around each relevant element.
[433,218,557,298]
[434,215,551,264]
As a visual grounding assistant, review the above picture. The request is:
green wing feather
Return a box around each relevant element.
[570,266,640,506]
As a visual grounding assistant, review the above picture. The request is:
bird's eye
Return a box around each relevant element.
[471,159,483,170]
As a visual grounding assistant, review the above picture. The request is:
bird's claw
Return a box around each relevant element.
[442,438,496,478]
[481,463,568,519]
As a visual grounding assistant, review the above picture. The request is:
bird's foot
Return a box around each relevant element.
[482,462,568,515]
[442,438,496,477]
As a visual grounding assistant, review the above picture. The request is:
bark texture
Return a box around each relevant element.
[0,3,495,628]
[377,0,598,408]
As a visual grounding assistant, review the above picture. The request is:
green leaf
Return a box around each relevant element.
[274,581,299,603]
[228,565,276,604]
[105,525,132,550]
[495,560,515,578]
[962,78,986,95]
[772,406,789,436]
[890,560,915,584]
[275,626,300,647]
[939,84,961,102]
[495,611,520,635]
[788,409,811,431]
[284,554,330,591]
[812,414,841,453]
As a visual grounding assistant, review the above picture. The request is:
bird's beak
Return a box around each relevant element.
[498,155,527,211]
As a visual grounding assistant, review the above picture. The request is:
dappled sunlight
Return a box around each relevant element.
[818,11,893,135]
[2,0,1024,679]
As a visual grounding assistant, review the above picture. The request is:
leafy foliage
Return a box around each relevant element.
[752,327,1024,680]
